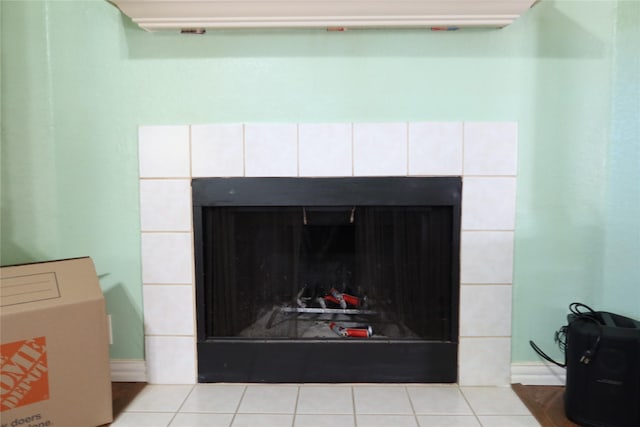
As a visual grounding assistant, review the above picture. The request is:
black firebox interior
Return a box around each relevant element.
[193,177,461,383]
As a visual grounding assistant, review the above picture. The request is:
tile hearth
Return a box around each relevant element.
[138,122,518,386]
[110,383,540,426]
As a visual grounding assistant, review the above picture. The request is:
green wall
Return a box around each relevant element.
[602,2,640,317]
[1,0,638,362]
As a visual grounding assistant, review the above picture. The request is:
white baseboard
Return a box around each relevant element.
[110,359,147,382]
[511,362,566,385]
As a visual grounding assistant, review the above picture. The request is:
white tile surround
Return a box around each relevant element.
[138,122,518,386]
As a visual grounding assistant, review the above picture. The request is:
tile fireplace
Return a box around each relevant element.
[138,122,517,385]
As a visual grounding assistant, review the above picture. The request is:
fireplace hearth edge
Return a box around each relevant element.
[193,177,461,383]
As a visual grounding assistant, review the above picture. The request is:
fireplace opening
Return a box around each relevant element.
[193,177,461,383]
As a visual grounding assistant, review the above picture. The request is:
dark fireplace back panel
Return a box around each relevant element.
[193,177,461,383]
[203,206,453,341]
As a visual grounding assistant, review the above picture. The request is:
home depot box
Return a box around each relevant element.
[0,257,113,426]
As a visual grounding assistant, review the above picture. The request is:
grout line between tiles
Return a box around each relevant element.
[229,384,248,426]
[351,385,357,427]
[292,385,300,427]
[457,385,482,426]
[145,333,195,338]
[174,384,195,414]
[403,385,421,427]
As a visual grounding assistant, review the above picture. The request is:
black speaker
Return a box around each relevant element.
[564,311,640,427]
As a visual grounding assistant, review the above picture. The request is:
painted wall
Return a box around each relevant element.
[602,2,640,317]
[1,0,638,362]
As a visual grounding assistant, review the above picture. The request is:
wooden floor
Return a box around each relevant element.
[105,382,578,426]
[511,384,580,427]
[111,382,147,420]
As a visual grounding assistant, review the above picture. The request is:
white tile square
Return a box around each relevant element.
[139,179,192,231]
[353,386,413,415]
[111,412,175,427]
[409,122,463,176]
[139,126,190,178]
[463,122,518,176]
[170,413,235,427]
[461,231,514,284]
[297,385,353,414]
[458,338,512,386]
[143,285,194,335]
[356,415,418,427]
[462,177,516,230]
[245,124,298,177]
[123,384,193,412]
[299,123,352,177]
[295,414,355,427]
[477,415,540,426]
[145,336,196,384]
[460,387,531,415]
[141,232,193,284]
[416,415,481,426]
[191,124,244,177]
[232,414,294,427]
[353,123,407,176]
[459,285,512,337]
[407,385,473,415]
[237,385,298,413]
[180,384,246,413]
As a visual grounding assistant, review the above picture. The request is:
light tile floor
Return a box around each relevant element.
[112,384,541,427]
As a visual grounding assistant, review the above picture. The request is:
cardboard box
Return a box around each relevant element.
[1,257,113,427]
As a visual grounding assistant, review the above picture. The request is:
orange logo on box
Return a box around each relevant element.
[0,337,49,411]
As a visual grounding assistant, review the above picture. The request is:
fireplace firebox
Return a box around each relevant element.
[193,177,461,383]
